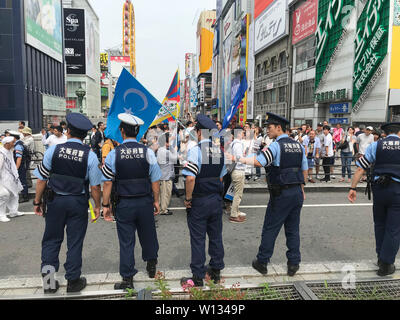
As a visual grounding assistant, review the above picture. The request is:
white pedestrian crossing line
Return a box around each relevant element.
[18,203,372,215]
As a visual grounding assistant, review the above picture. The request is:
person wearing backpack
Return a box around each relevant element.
[8,131,30,203]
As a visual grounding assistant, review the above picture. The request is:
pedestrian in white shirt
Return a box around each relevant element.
[0,137,24,222]
[44,126,67,147]
[229,127,247,223]
[157,133,178,216]
[321,125,334,182]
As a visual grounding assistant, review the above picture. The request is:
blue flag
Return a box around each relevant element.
[105,69,163,143]
[222,73,248,130]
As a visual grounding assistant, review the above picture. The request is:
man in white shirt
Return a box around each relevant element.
[229,127,247,223]
[0,137,24,222]
[157,132,178,215]
[321,125,334,182]
[44,126,67,147]
[356,126,374,156]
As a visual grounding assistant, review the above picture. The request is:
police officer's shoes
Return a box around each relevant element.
[67,277,87,293]
[252,259,268,275]
[146,259,157,278]
[377,262,396,277]
[180,275,204,287]
[287,264,300,277]
[206,267,221,284]
[114,277,134,290]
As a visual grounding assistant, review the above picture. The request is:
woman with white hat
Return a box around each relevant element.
[0,136,24,222]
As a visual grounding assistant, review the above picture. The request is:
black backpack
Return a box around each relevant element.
[14,141,32,167]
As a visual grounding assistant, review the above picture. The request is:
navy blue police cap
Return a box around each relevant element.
[66,113,93,132]
[265,112,290,127]
[381,122,400,131]
[196,114,218,130]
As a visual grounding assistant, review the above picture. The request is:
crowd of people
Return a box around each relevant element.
[0,116,382,224]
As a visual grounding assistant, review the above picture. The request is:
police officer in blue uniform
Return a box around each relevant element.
[101,113,162,290]
[180,115,227,287]
[235,113,308,276]
[33,113,102,294]
[8,131,29,203]
[348,122,400,276]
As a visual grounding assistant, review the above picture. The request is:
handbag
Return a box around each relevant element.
[337,135,349,150]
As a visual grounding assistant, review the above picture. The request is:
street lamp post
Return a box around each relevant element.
[75,86,86,114]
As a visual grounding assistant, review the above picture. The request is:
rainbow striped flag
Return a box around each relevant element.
[151,70,180,126]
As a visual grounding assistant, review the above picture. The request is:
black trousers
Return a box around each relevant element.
[322,157,334,181]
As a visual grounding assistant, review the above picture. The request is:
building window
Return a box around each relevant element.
[256,64,261,78]
[263,61,268,75]
[279,52,287,69]
[295,37,316,73]
[294,79,315,106]
[271,57,277,73]
[278,87,286,103]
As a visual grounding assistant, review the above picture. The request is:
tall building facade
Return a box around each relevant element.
[0,0,65,132]
[63,0,100,119]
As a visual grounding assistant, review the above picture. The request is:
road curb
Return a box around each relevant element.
[0,259,394,291]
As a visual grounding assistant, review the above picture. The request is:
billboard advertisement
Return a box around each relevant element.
[110,56,130,78]
[197,11,216,74]
[85,12,99,80]
[24,0,63,62]
[255,0,288,54]
[255,0,274,20]
[315,0,354,90]
[390,0,400,89]
[223,5,234,41]
[185,53,194,78]
[64,8,86,75]
[247,22,255,120]
[292,0,318,45]
[352,0,390,113]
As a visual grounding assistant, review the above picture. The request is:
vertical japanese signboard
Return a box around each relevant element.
[315,0,355,90]
[352,0,390,113]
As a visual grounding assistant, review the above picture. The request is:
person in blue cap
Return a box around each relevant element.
[180,114,227,287]
[33,113,102,294]
[231,112,308,277]
[101,113,162,291]
[348,122,400,276]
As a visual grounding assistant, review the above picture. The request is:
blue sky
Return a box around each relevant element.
[89,0,216,101]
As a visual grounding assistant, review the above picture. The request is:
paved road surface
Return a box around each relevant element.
[0,191,377,278]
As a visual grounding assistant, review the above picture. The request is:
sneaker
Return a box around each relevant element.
[308,179,316,183]
[331,175,336,179]
[229,216,246,223]
[254,176,260,181]
[239,212,247,217]
[160,209,173,216]
[0,216,10,222]
[8,212,24,218]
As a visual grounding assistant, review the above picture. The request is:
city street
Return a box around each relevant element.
[0,190,376,279]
